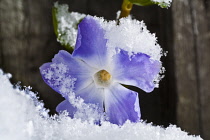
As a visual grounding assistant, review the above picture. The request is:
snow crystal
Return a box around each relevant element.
[152,0,172,8]
[67,93,106,123]
[103,17,162,61]
[0,69,203,140]
[91,16,162,61]
[54,2,86,48]
[42,63,76,96]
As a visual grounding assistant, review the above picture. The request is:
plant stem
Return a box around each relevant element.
[119,0,133,19]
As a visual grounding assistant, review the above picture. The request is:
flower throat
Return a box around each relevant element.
[94,70,112,88]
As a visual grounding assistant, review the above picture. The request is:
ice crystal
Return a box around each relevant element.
[152,0,172,8]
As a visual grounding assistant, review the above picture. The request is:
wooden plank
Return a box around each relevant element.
[0,0,63,113]
[172,0,200,135]
[205,4,210,139]
[191,0,210,139]
[173,0,210,139]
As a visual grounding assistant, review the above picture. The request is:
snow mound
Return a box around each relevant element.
[0,69,202,140]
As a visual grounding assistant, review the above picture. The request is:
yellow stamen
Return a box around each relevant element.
[93,69,112,88]
[99,70,111,82]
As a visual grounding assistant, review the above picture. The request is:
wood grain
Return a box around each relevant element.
[172,0,210,138]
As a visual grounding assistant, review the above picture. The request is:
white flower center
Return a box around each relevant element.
[93,70,112,88]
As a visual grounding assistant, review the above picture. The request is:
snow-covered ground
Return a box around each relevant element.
[0,69,202,140]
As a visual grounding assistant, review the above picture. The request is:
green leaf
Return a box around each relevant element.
[128,0,171,8]
[52,7,58,38]
[52,3,86,52]
[52,5,73,52]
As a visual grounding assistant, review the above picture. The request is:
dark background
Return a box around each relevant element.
[0,0,210,139]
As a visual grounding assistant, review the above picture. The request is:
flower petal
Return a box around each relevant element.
[56,100,76,118]
[104,83,140,125]
[73,16,108,69]
[76,82,104,108]
[40,50,94,98]
[112,49,161,92]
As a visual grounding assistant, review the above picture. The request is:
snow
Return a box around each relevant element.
[55,3,163,61]
[152,0,172,8]
[101,17,162,61]
[0,69,203,140]
[54,2,164,87]
[41,62,105,123]
[68,93,106,123]
[54,2,86,48]
[41,63,76,96]
[152,0,171,3]
[92,16,164,88]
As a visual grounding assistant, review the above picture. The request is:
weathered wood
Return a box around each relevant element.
[191,0,210,139]
[172,0,210,139]
[172,0,200,135]
[0,0,63,113]
[205,3,210,138]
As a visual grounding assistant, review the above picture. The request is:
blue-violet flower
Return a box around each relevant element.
[40,16,161,125]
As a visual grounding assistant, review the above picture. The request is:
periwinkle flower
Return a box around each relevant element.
[40,16,161,125]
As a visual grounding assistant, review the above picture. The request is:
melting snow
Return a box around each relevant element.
[0,69,202,140]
